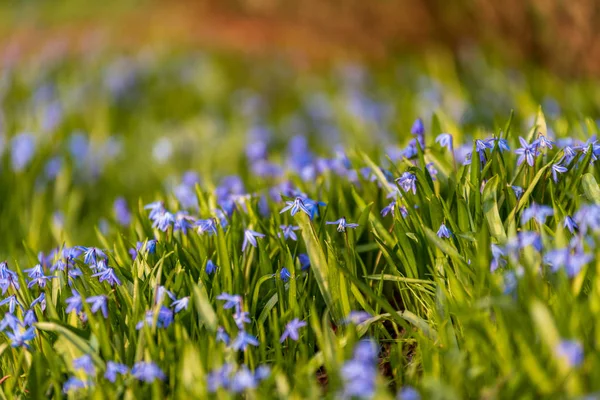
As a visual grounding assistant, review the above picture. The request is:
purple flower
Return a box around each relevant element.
[396,172,417,195]
[535,134,554,150]
[475,139,493,160]
[231,366,258,393]
[280,197,311,217]
[397,386,421,400]
[131,362,165,383]
[86,295,108,318]
[280,318,307,342]
[152,211,175,232]
[73,355,95,376]
[91,267,121,286]
[511,185,524,200]
[216,326,230,345]
[105,361,129,383]
[233,311,251,329]
[231,331,259,351]
[344,311,372,325]
[79,247,106,266]
[279,225,300,241]
[436,223,452,239]
[0,312,21,331]
[23,310,36,326]
[555,340,584,367]
[340,339,378,399]
[326,217,359,233]
[144,201,165,220]
[514,137,539,167]
[242,229,266,252]
[410,118,424,136]
[174,212,195,234]
[30,293,46,311]
[136,306,174,329]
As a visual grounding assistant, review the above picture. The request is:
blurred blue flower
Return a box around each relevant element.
[556,340,584,367]
[79,247,106,266]
[511,185,524,200]
[344,311,372,325]
[6,326,36,348]
[136,306,174,329]
[521,203,554,225]
[280,318,307,342]
[231,366,257,393]
[113,197,131,226]
[326,217,359,233]
[23,310,36,326]
[105,361,129,383]
[216,293,242,311]
[435,133,453,150]
[411,118,424,136]
[196,218,218,235]
[535,134,554,150]
[86,295,108,318]
[234,311,251,329]
[171,297,189,313]
[340,339,378,399]
[381,201,396,217]
[564,216,578,234]
[231,331,259,351]
[279,267,291,283]
[298,253,310,271]
[397,386,421,400]
[0,312,21,331]
[216,326,230,345]
[73,355,95,376]
[144,201,165,220]
[153,211,175,232]
[132,362,165,383]
[65,290,83,314]
[0,295,22,314]
[11,133,36,172]
[30,293,46,311]
[0,262,20,294]
[63,376,87,393]
[174,212,195,234]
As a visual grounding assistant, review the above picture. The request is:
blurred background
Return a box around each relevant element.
[1,0,600,77]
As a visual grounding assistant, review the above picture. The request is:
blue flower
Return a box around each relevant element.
[326,217,359,233]
[195,218,218,235]
[206,259,217,274]
[551,159,568,183]
[410,118,424,136]
[280,318,307,342]
[231,331,259,351]
[0,262,20,294]
[155,286,176,304]
[279,225,300,241]
[73,355,95,376]
[514,137,539,167]
[136,306,174,329]
[216,326,230,345]
[216,293,242,311]
[303,198,326,219]
[131,362,165,383]
[91,267,121,286]
[233,310,251,329]
[24,264,44,279]
[521,203,554,225]
[242,229,266,252]
[152,211,175,232]
[486,136,510,152]
[511,185,524,200]
[280,197,311,217]
[105,361,129,383]
[426,162,438,180]
[6,326,36,348]
[11,133,36,172]
[231,366,258,393]
[298,253,310,271]
[86,295,108,318]
[144,201,165,220]
[174,212,195,234]
[63,376,87,393]
[27,275,55,289]
[113,197,131,226]
[564,216,578,234]
[207,363,234,392]
[66,290,83,314]
[0,312,21,331]
[0,295,22,314]
[340,339,379,399]
[555,340,584,367]
[396,172,417,195]
[535,134,554,150]
[381,201,396,217]
[397,386,421,400]
[30,293,46,311]
[475,139,493,160]
[78,247,106,265]
[344,311,372,325]
[171,297,189,313]
[435,133,453,150]
[23,310,36,326]
[436,223,452,239]
[279,267,292,283]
